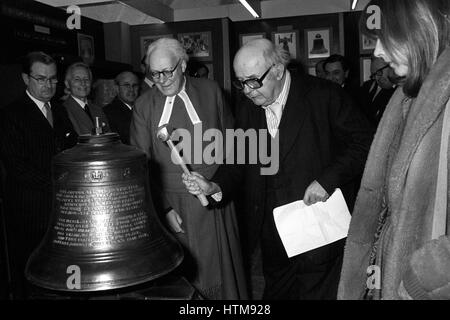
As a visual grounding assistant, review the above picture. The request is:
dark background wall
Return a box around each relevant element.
[231,13,342,67]
[0,0,131,108]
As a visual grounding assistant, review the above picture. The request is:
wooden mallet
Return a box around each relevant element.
[156,124,209,207]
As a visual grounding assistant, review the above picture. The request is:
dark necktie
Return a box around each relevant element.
[43,102,53,127]
[369,83,379,102]
[84,104,94,124]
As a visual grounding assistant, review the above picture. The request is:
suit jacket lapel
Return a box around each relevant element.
[277,74,310,162]
[23,94,54,133]
[66,96,93,129]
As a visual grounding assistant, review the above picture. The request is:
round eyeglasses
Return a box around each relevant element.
[370,64,390,80]
[149,59,181,81]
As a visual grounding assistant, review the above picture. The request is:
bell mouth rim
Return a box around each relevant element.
[25,249,185,293]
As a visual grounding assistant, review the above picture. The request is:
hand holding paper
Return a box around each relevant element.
[273,189,351,258]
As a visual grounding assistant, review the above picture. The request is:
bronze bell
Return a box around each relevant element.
[25,131,183,292]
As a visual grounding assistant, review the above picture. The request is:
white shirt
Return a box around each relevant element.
[122,101,133,110]
[262,70,291,137]
[71,95,88,109]
[26,90,51,118]
[213,71,291,202]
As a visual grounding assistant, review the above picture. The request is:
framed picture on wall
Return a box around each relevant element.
[140,34,173,60]
[239,32,266,46]
[360,33,377,54]
[178,32,212,60]
[77,33,95,65]
[305,28,331,60]
[272,30,299,59]
[360,56,372,85]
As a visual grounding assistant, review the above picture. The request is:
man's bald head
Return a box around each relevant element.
[233,39,290,107]
[370,56,394,89]
[115,71,138,84]
[234,38,290,74]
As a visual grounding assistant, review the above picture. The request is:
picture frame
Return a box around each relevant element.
[360,56,372,85]
[239,32,266,46]
[140,34,173,60]
[360,33,377,54]
[178,32,212,60]
[77,33,95,65]
[305,28,332,61]
[272,30,299,59]
[308,66,316,76]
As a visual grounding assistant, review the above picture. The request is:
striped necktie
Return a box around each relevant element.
[43,102,53,127]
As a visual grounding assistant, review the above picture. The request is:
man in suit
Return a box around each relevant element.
[323,54,360,102]
[358,56,396,127]
[63,62,109,135]
[182,39,373,299]
[104,71,139,145]
[324,54,350,87]
[0,51,77,299]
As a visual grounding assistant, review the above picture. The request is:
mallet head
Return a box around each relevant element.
[156,126,169,142]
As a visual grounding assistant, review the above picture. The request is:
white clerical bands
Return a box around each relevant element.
[157,89,222,201]
[158,90,202,128]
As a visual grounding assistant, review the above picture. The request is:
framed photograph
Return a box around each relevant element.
[140,34,173,60]
[360,57,372,85]
[178,32,212,60]
[305,28,331,60]
[272,30,299,59]
[77,33,95,65]
[360,33,377,54]
[239,32,266,46]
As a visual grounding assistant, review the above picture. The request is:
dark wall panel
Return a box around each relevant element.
[232,13,342,68]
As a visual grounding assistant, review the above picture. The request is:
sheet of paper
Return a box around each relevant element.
[273,188,351,258]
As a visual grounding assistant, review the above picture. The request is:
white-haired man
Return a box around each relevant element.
[63,62,109,135]
[130,38,247,300]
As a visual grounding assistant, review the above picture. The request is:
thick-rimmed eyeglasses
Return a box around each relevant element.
[118,83,139,90]
[370,64,389,79]
[29,74,58,85]
[149,60,181,81]
[232,65,273,90]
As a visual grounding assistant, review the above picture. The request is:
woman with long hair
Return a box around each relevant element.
[339,0,450,299]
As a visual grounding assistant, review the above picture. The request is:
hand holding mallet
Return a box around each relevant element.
[156,125,209,207]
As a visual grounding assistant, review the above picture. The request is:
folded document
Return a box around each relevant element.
[273,189,351,258]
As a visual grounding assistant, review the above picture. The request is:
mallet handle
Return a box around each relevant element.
[166,140,209,207]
